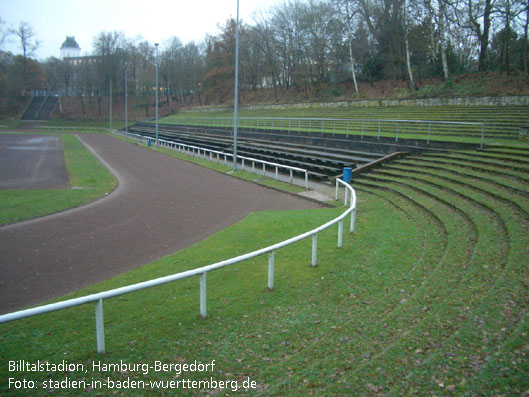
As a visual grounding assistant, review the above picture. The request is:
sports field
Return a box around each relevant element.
[1,117,528,395]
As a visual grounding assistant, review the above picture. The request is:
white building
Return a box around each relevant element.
[60,36,81,59]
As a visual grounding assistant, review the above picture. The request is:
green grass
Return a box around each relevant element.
[0,193,407,395]
[0,134,116,225]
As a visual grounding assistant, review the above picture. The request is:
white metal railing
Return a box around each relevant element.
[113,130,310,189]
[166,116,487,148]
[0,180,356,354]
[35,126,106,131]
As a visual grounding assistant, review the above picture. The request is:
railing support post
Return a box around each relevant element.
[95,299,105,354]
[305,172,308,190]
[338,220,343,248]
[289,169,293,184]
[344,187,349,206]
[351,207,356,233]
[335,179,339,200]
[268,251,274,290]
[312,234,318,266]
[361,120,364,139]
[200,273,207,318]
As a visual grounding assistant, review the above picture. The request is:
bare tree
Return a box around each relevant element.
[424,0,450,80]
[10,22,40,93]
[522,1,529,74]
[457,0,496,71]
[334,0,360,94]
[0,17,10,49]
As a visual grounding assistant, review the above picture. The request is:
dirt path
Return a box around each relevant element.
[0,134,322,314]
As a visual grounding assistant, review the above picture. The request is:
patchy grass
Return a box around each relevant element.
[1,193,406,395]
[0,134,116,225]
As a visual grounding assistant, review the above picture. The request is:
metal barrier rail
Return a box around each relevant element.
[35,126,107,131]
[114,130,310,189]
[167,116,486,148]
[0,179,356,354]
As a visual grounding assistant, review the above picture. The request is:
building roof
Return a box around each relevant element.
[60,36,80,49]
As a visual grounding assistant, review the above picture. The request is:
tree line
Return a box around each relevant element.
[1,0,528,110]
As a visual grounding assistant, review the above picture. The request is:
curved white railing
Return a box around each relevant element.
[113,130,310,189]
[0,170,355,355]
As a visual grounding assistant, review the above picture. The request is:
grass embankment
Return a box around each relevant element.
[162,105,529,145]
[0,134,116,225]
[1,137,527,394]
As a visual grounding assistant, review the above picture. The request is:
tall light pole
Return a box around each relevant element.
[109,79,112,133]
[232,0,240,171]
[155,42,159,147]
[124,63,128,133]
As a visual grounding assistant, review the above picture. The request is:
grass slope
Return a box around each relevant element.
[0,134,116,225]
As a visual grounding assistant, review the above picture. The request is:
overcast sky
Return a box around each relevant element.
[1,0,278,60]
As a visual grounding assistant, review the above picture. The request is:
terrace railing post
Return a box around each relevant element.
[335,179,339,200]
[268,251,274,290]
[338,220,343,248]
[361,120,364,140]
[344,188,349,206]
[312,234,318,266]
[290,169,293,184]
[351,206,356,233]
[95,299,105,354]
[305,172,308,190]
[200,273,207,318]
[275,166,278,180]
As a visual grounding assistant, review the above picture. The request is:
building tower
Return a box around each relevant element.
[60,36,81,59]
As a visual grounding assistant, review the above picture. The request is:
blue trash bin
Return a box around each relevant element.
[343,167,352,183]
[147,140,152,147]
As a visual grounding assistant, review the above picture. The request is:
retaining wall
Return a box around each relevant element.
[187,95,529,113]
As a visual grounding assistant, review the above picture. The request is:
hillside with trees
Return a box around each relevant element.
[1,0,528,119]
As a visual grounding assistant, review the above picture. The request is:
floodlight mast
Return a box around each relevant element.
[232,0,240,171]
[109,79,112,133]
[155,43,159,147]
[124,64,128,133]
